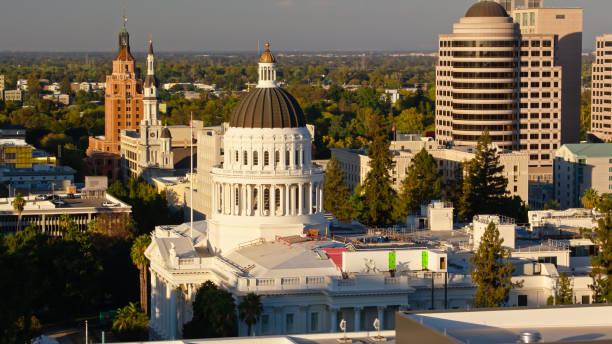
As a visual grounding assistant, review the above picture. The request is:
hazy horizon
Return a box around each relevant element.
[0,0,603,53]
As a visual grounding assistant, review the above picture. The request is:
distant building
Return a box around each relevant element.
[554,143,612,208]
[42,94,70,106]
[0,74,4,98]
[0,125,26,139]
[0,139,56,168]
[382,89,403,105]
[183,91,201,100]
[0,165,75,193]
[0,189,131,235]
[3,90,22,103]
[332,137,529,204]
[591,34,612,142]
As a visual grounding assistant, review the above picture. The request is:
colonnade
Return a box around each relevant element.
[150,272,177,340]
[213,181,324,216]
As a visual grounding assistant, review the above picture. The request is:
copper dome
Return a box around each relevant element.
[229,87,306,129]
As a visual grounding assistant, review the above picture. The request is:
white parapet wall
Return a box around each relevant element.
[342,248,447,273]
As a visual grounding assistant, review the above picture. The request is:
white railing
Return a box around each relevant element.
[211,167,324,177]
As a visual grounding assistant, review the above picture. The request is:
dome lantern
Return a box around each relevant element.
[258,42,277,88]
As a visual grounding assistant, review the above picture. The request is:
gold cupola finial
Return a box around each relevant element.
[260,41,276,63]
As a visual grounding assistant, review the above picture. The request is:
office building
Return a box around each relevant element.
[436,1,582,208]
[332,137,529,204]
[86,17,144,181]
[554,143,612,209]
[591,34,612,142]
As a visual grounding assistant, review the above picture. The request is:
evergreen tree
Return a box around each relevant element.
[395,148,443,219]
[458,130,509,222]
[324,155,353,223]
[581,213,612,303]
[360,111,396,227]
[470,222,520,308]
[556,272,574,305]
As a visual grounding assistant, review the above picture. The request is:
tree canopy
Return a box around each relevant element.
[183,281,237,339]
[395,148,443,219]
[323,155,353,223]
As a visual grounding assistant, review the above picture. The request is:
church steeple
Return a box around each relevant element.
[142,37,160,126]
[258,42,277,88]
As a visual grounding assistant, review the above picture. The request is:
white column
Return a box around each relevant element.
[314,183,320,214]
[377,306,385,331]
[247,185,253,216]
[280,185,285,216]
[230,184,235,215]
[330,307,338,333]
[220,184,225,215]
[290,185,296,216]
[298,184,303,215]
[271,185,276,216]
[309,183,314,215]
[258,185,264,216]
[151,272,157,329]
[285,184,291,216]
[318,183,324,213]
[240,184,246,216]
[169,287,177,339]
[354,307,362,332]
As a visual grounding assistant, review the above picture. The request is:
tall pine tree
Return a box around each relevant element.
[581,212,612,303]
[458,130,509,222]
[470,222,520,308]
[395,148,443,219]
[324,155,354,223]
[360,111,396,227]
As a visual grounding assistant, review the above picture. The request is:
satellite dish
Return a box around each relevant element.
[373,318,381,331]
[339,319,347,332]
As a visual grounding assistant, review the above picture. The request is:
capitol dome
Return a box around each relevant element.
[229,88,306,129]
[465,1,508,18]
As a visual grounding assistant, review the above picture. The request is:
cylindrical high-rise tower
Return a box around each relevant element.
[436,1,520,150]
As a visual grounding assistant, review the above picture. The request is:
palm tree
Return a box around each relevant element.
[12,193,25,231]
[112,302,149,341]
[131,234,152,314]
[238,293,263,336]
[582,188,599,209]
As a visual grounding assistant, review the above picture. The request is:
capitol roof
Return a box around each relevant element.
[229,87,306,129]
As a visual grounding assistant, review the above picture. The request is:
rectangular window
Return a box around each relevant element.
[310,312,319,332]
[518,295,528,307]
[582,295,590,304]
[286,314,295,333]
[530,13,536,26]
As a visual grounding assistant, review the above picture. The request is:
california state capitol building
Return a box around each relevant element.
[144,35,596,340]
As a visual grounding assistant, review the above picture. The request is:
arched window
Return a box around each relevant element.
[253,151,259,165]
[264,151,270,166]
[275,188,281,209]
[264,188,270,211]
[243,151,248,165]
[295,149,300,166]
[285,151,290,166]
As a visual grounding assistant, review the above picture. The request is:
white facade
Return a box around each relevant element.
[472,214,516,249]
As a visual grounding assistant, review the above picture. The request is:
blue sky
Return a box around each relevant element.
[0,0,602,52]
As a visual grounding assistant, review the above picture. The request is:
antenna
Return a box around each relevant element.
[122,2,128,28]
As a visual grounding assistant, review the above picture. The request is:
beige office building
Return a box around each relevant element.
[331,139,529,203]
[484,0,543,11]
[436,1,582,206]
[554,144,612,209]
[591,34,612,142]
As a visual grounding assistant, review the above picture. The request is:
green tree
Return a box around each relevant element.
[61,76,72,95]
[360,111,396,227]
[395,148,443,219]
[12,193,25,231]
[131,235,152,314]
[543,200,561,210]
[581,213,612,303]
[112,302,149,341]
[183,281,237,338]
[394,108,425,133]
[238,293,263,336]
[582,188,599,209]
[26,73,41,103]
[470,222,520,308]
[556,272,574,305]
[324,155,353,223]
[458,130,509,222]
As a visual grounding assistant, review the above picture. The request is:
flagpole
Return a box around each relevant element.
[190,112,194,239]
